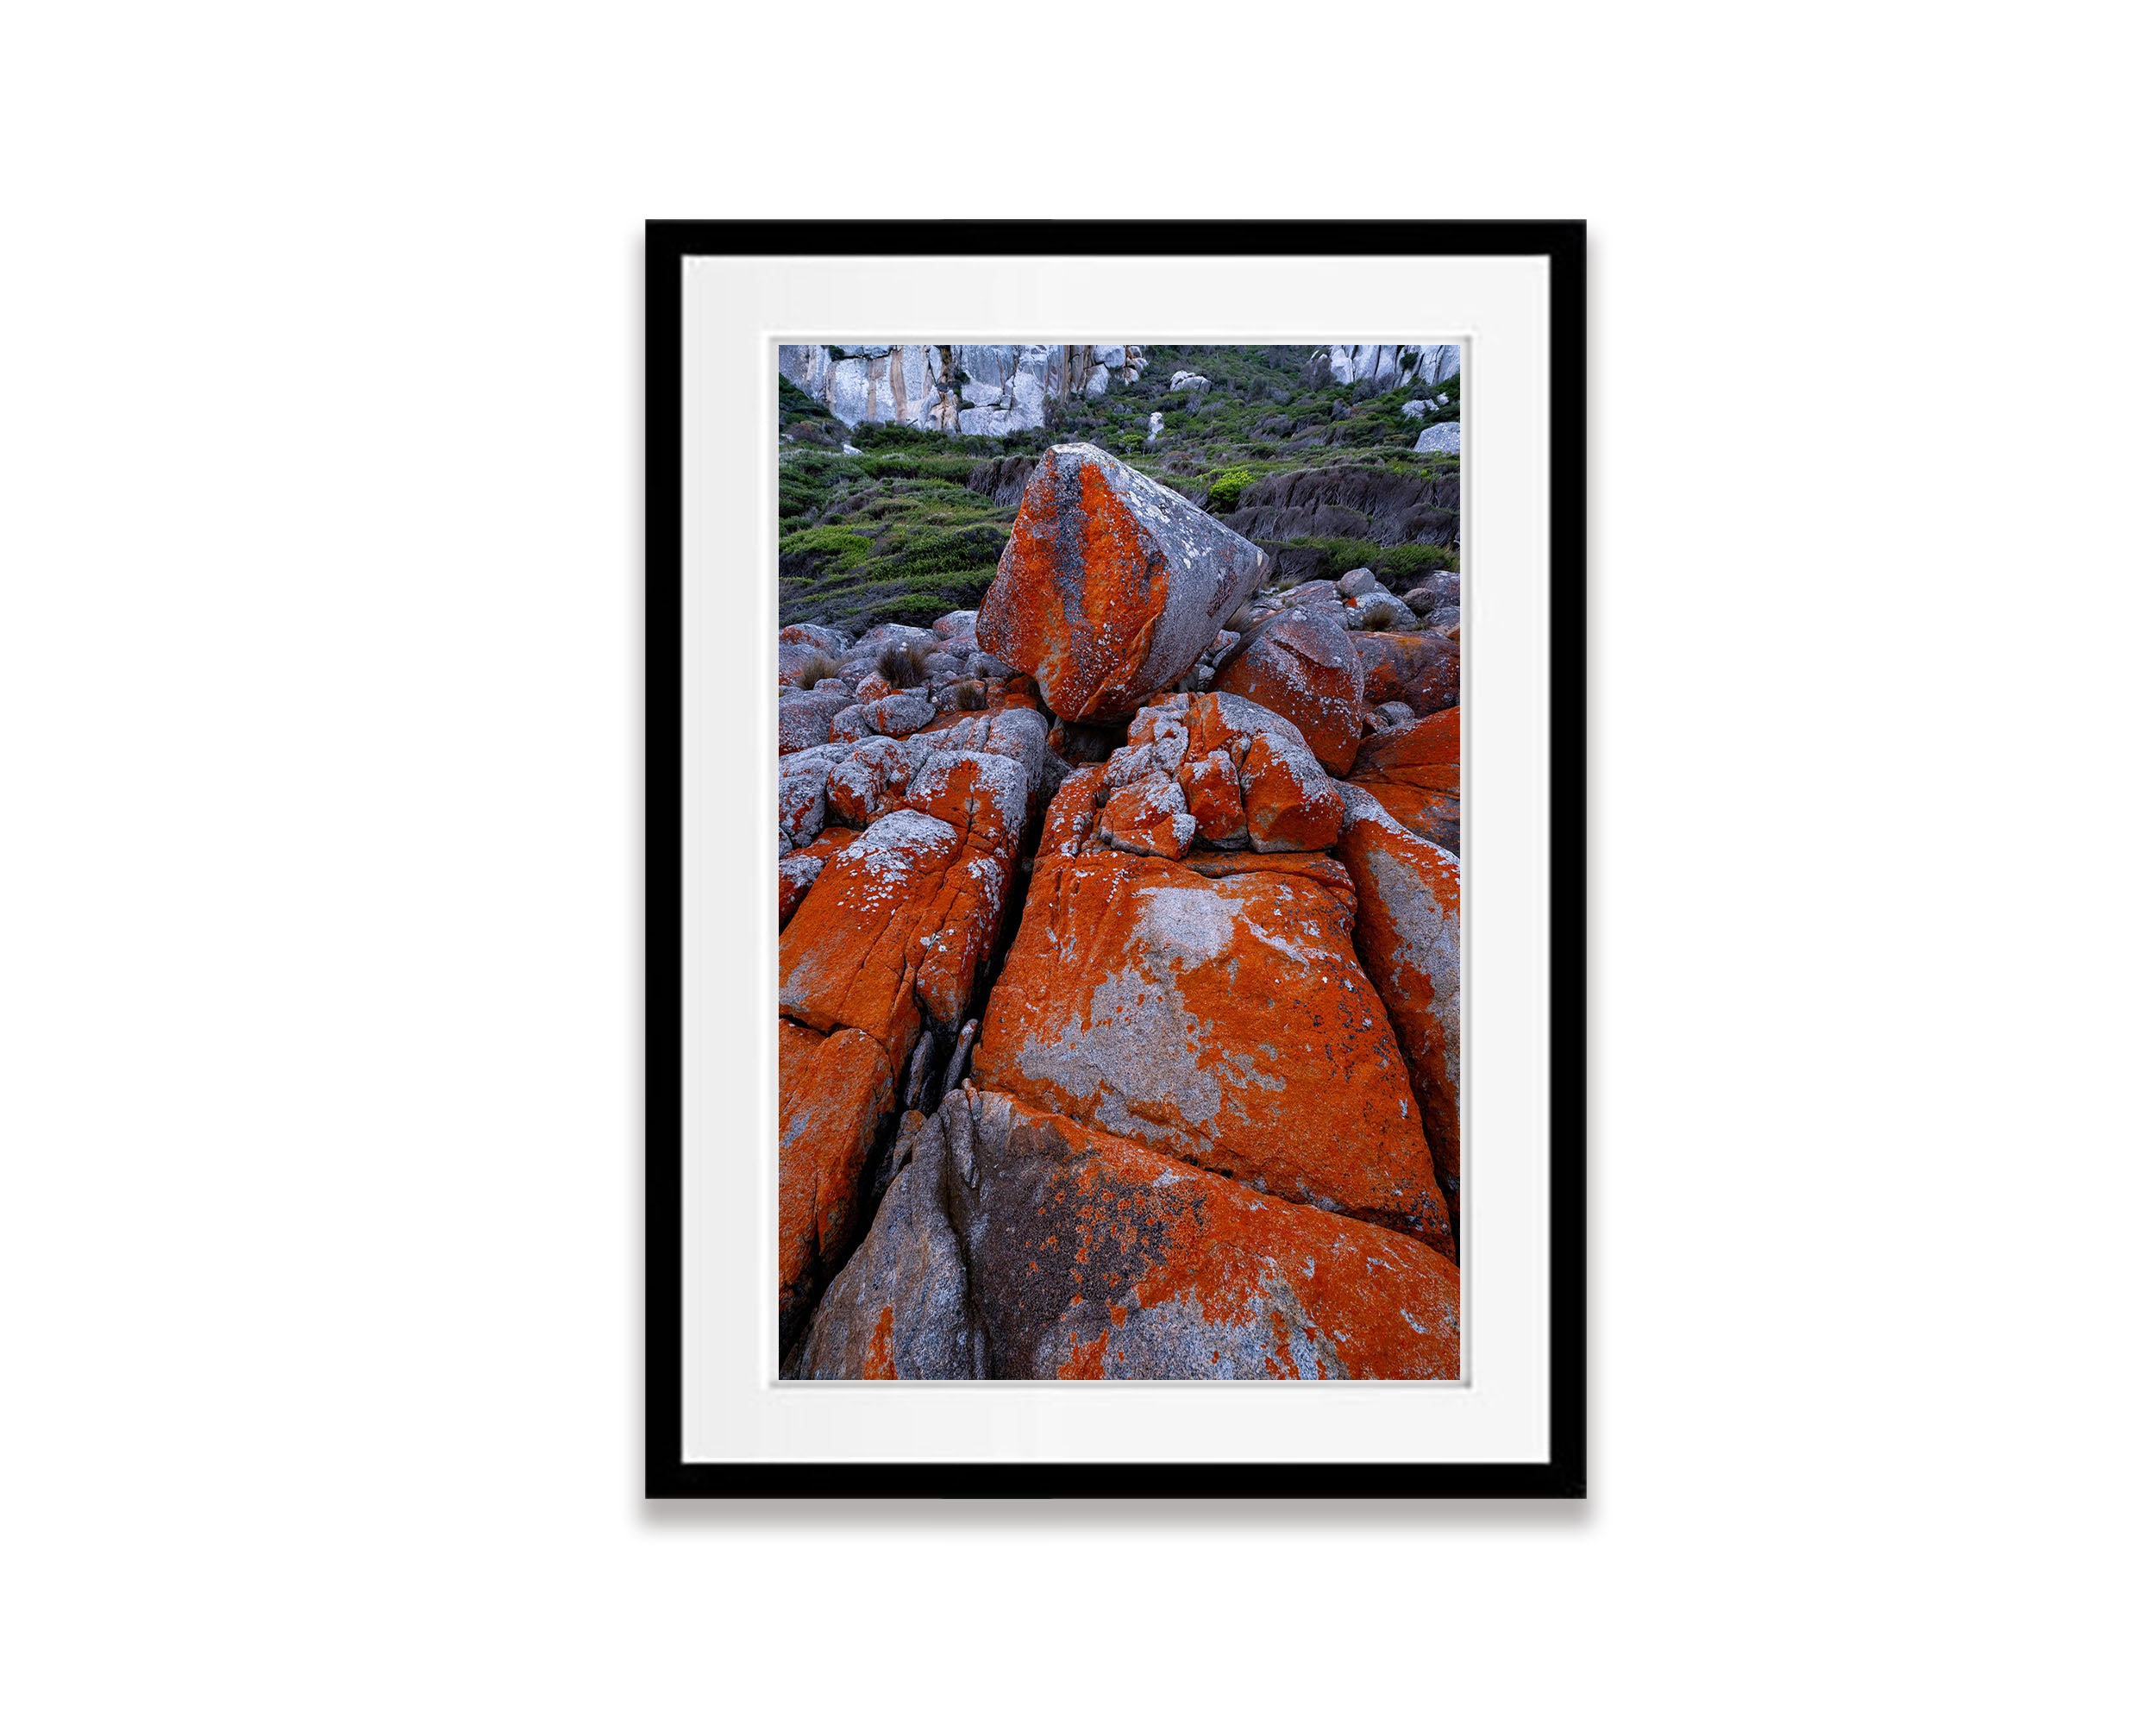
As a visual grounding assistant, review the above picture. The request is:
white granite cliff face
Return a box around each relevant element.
[778,344,1149,436]
[1311,344,1462,391]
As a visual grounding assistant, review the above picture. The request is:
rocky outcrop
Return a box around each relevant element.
[1305,343,1460,392]
[1414,422,1463,456]
[791,1086,1461,1380]
[778,344,1148,436]
[775,710,1053,1343]
[977,443,1269,721]
[779,415,1476,1374]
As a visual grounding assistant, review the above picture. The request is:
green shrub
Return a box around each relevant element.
[1206,466,1257,512]
[1376,543,1460,583]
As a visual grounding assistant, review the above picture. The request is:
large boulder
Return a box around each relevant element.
[780,622,850,656]
[971,839,1452,1251]
[977,443,1269,721]
[1349,707,1460,851]
[826,1087,1461,1379]
[1336,786,1463,1196]
[1208,605,1366,776]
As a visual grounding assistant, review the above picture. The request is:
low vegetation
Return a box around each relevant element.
[778,346,1461,630]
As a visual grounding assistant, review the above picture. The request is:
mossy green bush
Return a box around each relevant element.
[1206,466,1257,512]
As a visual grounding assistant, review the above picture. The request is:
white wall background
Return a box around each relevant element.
[1,3,2148,1718]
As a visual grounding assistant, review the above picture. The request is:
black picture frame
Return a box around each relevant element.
[646,220,1586,1498]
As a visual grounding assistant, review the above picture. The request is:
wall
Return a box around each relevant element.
[1,3,2148,1720]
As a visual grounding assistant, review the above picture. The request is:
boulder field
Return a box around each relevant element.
[776,442,1465,1375]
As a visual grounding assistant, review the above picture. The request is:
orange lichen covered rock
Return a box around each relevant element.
[1238,730,1344,853]
[778,827,859,929]
[1098,777,1196,859]
[1335,784,1463,1195]
[1349,707,1461,851]
[1039,762,1108,856]
[780,807,962,1069]
[944,1088,1460,1378]
[900,748,1029,859]
[972,849,1452,1250]
[1121,690,1344,856]
[1354,630,1459,715]
[1180,849,1357,913]
[824,735,916,828]
[976,442,1269,720]
[1177,748,1245,845]
[783,747,1037,1061]
[1209,605,1366,776]
[778,1019,895,1348]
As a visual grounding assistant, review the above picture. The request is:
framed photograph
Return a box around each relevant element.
[648,220,1584,1496]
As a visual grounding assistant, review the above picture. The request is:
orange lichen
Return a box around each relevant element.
[975,1094,1460,1379]
[977,446,1263,720]
[972,850,1451,1248]
[1211,610,1366,776]
[1335,794,1463,1192]
[776,1019,895,1340]
[1352,631,1456,710]
[860,1304,898,1379]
